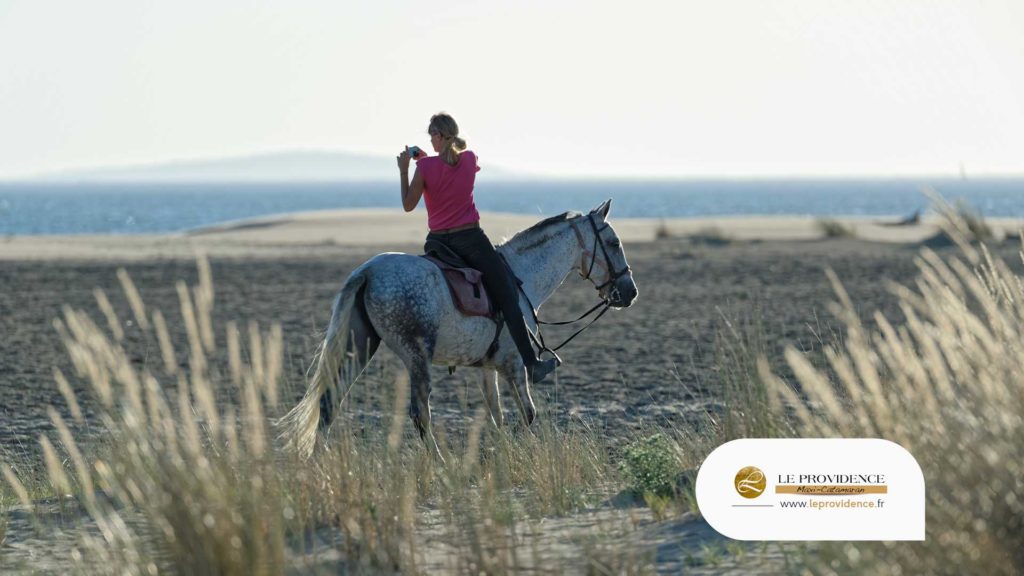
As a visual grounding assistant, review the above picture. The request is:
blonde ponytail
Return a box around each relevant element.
[429,113,466,167]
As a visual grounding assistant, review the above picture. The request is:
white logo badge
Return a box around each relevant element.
[696,439,925,540]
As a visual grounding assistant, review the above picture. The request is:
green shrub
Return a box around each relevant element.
[618,434,680,497]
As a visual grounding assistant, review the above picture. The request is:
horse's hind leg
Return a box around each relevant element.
[319,296,380,427]
[480,369,503,427]
[405,353,444,460]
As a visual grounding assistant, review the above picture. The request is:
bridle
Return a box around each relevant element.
[516,213,632,363]
[570,213,633,301]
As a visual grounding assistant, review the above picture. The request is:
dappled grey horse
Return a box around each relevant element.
[282,199,638,457]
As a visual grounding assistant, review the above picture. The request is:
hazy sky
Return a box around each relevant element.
[1,0,1022,179]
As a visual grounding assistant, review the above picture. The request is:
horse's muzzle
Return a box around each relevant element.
[609,280,638,308]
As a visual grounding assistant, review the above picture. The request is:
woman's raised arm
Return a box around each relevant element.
[397,149,425,212]
[401,168,424,212]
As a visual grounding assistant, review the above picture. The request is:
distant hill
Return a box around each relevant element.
[30,150,526,182]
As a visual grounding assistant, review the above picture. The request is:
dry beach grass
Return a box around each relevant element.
[762,201,1024,575]
[0,254,750,574]
[1,204,1022,573]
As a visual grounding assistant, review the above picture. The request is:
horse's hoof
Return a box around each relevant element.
[318,393,335,428]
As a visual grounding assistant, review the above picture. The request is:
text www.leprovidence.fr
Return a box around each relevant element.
[780,498,886,510]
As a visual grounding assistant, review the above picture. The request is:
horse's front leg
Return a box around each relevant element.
[500,360,536,427]
[480,368,503,427]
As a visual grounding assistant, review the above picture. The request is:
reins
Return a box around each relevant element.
[524,300,612,364]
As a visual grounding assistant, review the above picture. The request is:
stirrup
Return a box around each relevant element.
[528,357,559,385]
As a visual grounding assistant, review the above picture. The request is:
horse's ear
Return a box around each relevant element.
[591,199,612,220]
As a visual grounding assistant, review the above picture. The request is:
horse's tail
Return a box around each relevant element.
[279,267,368,457]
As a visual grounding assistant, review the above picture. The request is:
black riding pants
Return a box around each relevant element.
[425,227,538,365]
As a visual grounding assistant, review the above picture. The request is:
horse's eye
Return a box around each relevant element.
[608,239,621,248]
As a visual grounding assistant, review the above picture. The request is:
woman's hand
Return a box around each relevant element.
[397,147,412,173]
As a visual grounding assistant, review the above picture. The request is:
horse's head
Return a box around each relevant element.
[574,199,638,309]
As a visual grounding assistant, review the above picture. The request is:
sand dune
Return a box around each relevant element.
[3,208,1022,260]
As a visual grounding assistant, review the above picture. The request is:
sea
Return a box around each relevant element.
[1,178,1023,235]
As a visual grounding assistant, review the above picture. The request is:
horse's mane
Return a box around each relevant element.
[502,210,583,247]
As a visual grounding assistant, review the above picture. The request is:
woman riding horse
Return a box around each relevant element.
[281,117,637,457]
[396,112,559,385]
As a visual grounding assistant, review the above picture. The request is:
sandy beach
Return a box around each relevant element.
[4,207,1023,453]
[3,208,1022,572]
[4,207,1023,261]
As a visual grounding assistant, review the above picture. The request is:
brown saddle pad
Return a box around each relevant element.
[422,255,494,318]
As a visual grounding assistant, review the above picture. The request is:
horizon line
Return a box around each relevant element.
[2,146,1023,183]
[6,175,1024,184]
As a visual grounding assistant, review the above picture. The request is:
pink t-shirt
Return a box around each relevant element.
[416,150,482,231]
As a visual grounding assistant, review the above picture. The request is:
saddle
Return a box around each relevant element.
[421,240,494,318]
